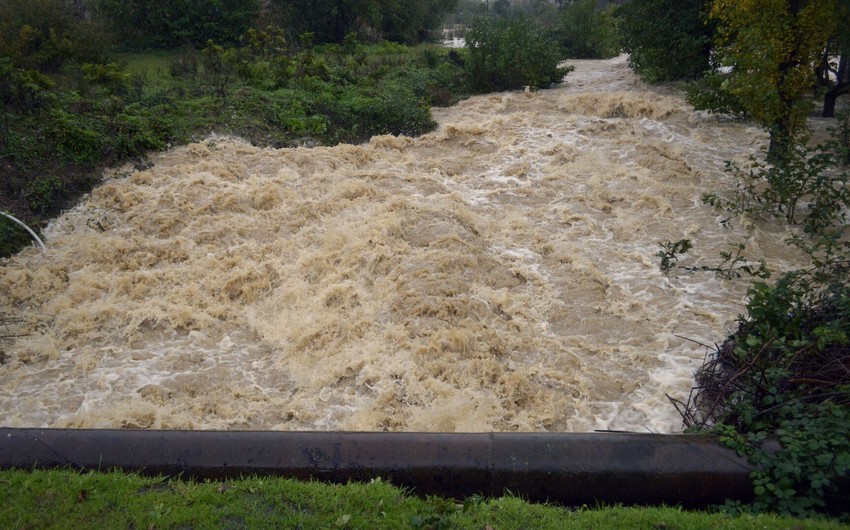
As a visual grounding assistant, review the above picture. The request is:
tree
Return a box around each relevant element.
[0,0,109,72]
[273,0,457,44]
[465,15,572,92]
[91,0,261,49]
[710,0,839,157]
[818,1,850,118]
[492,0,512,17]
[558,0,618,59]
[616,0,714,82]
[379,0,459,43]
[272,0,373,44]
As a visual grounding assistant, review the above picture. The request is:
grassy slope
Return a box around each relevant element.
[1,469,847,529]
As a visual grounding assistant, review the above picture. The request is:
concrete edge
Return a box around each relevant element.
[0,429,753,507]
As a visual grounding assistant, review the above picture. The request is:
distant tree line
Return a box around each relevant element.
[0,0,464,55]
[84,0,463,48]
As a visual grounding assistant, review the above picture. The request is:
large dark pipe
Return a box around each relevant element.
[0,429,752,507]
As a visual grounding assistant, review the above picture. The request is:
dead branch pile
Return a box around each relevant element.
[671,284,850,431]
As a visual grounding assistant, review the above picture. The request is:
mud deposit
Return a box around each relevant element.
[0,57,807,432]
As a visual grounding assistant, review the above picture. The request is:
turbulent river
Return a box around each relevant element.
[1,56,810,432]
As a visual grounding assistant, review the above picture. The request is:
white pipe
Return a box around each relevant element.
[1,211,46,252]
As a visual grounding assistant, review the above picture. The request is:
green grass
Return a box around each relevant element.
[0,469,847,529]
[118,50,179,78]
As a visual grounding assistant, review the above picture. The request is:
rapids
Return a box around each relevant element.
[0,56,809,432]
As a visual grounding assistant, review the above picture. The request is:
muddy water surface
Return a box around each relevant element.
[0,57,807,432]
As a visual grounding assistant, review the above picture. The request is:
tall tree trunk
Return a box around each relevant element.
[767,0,803,161]
[823,54,848,118]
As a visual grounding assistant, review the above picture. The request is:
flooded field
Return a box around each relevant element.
[0,56,808,432]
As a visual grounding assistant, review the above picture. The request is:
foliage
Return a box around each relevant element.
[0,0,110,72]
[0,38,477,258]
[443,0,490,26]
[271,0,373,45]
[90,0,261,49]
[464,15,572,92]
[0,216,34,257]
[709,0,840,157]
[201,41,239,99]
[379,0,460,44]
[271,0,458,45]
[0,58,55,113]
[684,72,749,118]
[676,246,850,516]
[2,469,849,529]
[557,0,619,59]
[616,0,714,82]
[702,118,850,235]
[657,238,770,279]
[81,63,131,96]
[656,238,693,273]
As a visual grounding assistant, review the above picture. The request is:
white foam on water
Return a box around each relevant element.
[0,56,811,432]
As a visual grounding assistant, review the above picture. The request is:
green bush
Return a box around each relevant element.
[0,215,35,257]
[81,63,131,96]
[682,261,850,517]
[558,0,619,59]
[0,0,110,72]
[616,0,713,82]
[0,58,55,112]
[108,108,172,161]
[684,72,748,118]
[465,15,572,92]
[48,105,105,166]
[386,62,467,107]
[25,175,63,215]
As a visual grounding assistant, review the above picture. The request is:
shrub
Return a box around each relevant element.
[0,0,110,72]
[82,63,131,96]
[616,0,713,82]
[48,105,105,166]
[0,58,55,113]
[684,72,748,118]
[107,108,172,161]
[386,61,467,107]
[25,175,64,216]
[703,126,850,235]
[676,258,850,516]
[464,15,572,92]
[558,0,619,59]
[0,215,35,257]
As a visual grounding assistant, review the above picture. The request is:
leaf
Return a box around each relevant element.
[335,514,351,527]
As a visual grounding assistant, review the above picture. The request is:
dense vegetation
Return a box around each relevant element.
[635,0,850,518]
[1,0,595,259]
[0,36,464,257]
[556,0,619,59]
[615,0,714,82]
[464,15,572,92]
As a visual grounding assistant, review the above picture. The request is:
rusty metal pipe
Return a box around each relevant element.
[0,429,752,507]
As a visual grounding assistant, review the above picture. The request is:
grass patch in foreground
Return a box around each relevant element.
[1,469,847,529]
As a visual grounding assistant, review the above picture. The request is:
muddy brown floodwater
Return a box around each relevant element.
[1,56,810,432]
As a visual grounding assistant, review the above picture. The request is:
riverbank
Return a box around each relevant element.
[2,469,847,529]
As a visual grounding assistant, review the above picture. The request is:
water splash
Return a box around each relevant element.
[0,57,807,432]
